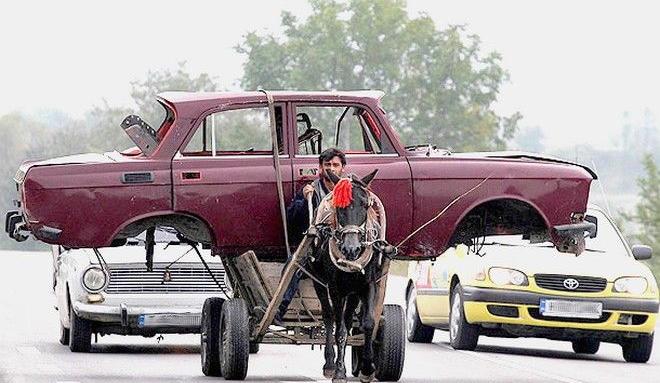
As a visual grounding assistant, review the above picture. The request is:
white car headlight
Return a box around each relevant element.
[82,267,107,292]
[489,267,528,286]
[613,277,648,295]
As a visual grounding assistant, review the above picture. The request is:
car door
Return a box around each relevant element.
[291,103,412,245]
[172,103,293,256]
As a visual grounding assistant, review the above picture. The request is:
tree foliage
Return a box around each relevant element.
[622,154,660,274]
[237,0,520,151]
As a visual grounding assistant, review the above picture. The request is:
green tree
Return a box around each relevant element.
[623,154,660,275]
[237,0,520,151]
[86,62,218,152]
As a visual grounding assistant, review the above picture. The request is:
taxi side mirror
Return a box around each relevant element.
[585,215,598,238]
[632,245,652,260]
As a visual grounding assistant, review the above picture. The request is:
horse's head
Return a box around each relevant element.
[326,169,378,261]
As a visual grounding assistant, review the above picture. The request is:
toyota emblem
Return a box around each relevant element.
[563,278,579,290]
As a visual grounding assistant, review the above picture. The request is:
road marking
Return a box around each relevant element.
[437,344,585,383]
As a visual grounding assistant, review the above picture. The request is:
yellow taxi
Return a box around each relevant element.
[406,205,658,362]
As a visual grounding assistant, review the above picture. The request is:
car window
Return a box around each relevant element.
[182,105,284,156]
[295,105,395,155]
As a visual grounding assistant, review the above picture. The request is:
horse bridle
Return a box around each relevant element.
[316,185,387,273]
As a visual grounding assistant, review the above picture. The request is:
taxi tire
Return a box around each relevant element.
[449,284,479,351]
[406,289,434,343]
[220,298,250,380]
[69,304,92,353]
[622,333,653,363]
[201,297,223,377]
[572,338,600,354]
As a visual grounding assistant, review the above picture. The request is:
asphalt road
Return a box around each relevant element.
[1,250,659,383]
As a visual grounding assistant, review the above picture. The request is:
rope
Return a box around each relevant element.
[259,89,291,259]
[396,175,492,249]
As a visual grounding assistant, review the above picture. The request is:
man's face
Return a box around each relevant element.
[320,156,344,179]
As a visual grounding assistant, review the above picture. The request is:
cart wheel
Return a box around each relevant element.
[351,346,362,377]
[375,304,406,382]
[201,297,224,377]
[220,298,250,380]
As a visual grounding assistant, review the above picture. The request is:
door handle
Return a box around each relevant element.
[181,171,201,180]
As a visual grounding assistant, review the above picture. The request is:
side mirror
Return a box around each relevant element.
[632,245,653,260]
[584,215,598,238]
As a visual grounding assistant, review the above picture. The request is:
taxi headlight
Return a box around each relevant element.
[82,267,107,292]
[489,267,528,286]
[613,277,648,295]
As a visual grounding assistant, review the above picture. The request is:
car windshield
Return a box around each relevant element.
[482,209,630,257]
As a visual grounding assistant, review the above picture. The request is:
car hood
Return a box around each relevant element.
[481,245,651,281]
[453,151,597,179]
[76,244,219,265]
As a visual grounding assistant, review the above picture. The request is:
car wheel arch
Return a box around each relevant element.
[110,212,215,246]
[448,197,549,248]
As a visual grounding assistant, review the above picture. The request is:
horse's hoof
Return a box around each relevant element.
[323,368,335,379]
[358,371,375,383]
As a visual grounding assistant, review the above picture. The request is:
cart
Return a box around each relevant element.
[199,224,405,381]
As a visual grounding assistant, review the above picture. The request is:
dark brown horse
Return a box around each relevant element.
[308,169,392,383]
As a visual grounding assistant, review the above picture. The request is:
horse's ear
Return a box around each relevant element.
[325,169,341,184]
[360,169,379,187]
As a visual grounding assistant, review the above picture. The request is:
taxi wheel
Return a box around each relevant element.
[406,288,434,343]
[449,284,479,350]
[622,333,654,363]
[572,338,600,354]
[201,297,224,377]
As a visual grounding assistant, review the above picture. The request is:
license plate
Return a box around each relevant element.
[539,299,602,319]
[137,313,201,328]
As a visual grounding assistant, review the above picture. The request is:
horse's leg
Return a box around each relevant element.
[358,285,377,382]
[343,294,360,376]
[331,294,348,383]
[312,282,335,378]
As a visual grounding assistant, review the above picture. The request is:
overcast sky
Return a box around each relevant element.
[2,0,659,151]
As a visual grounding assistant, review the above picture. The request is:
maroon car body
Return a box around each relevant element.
[6,91,595,260]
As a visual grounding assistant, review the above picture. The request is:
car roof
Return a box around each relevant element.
[157,90,385,106]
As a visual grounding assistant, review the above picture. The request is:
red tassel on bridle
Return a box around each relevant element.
[332,178,353,208]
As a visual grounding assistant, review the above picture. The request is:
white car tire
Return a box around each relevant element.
[406,288,434,343]
[449,284,479,350]
[68,303,92,352]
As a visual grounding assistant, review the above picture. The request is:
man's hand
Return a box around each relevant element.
[303,184,315,200]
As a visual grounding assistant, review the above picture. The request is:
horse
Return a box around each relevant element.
[306,168,391,383]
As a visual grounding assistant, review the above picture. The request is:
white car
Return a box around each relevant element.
[52,229,229,352]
